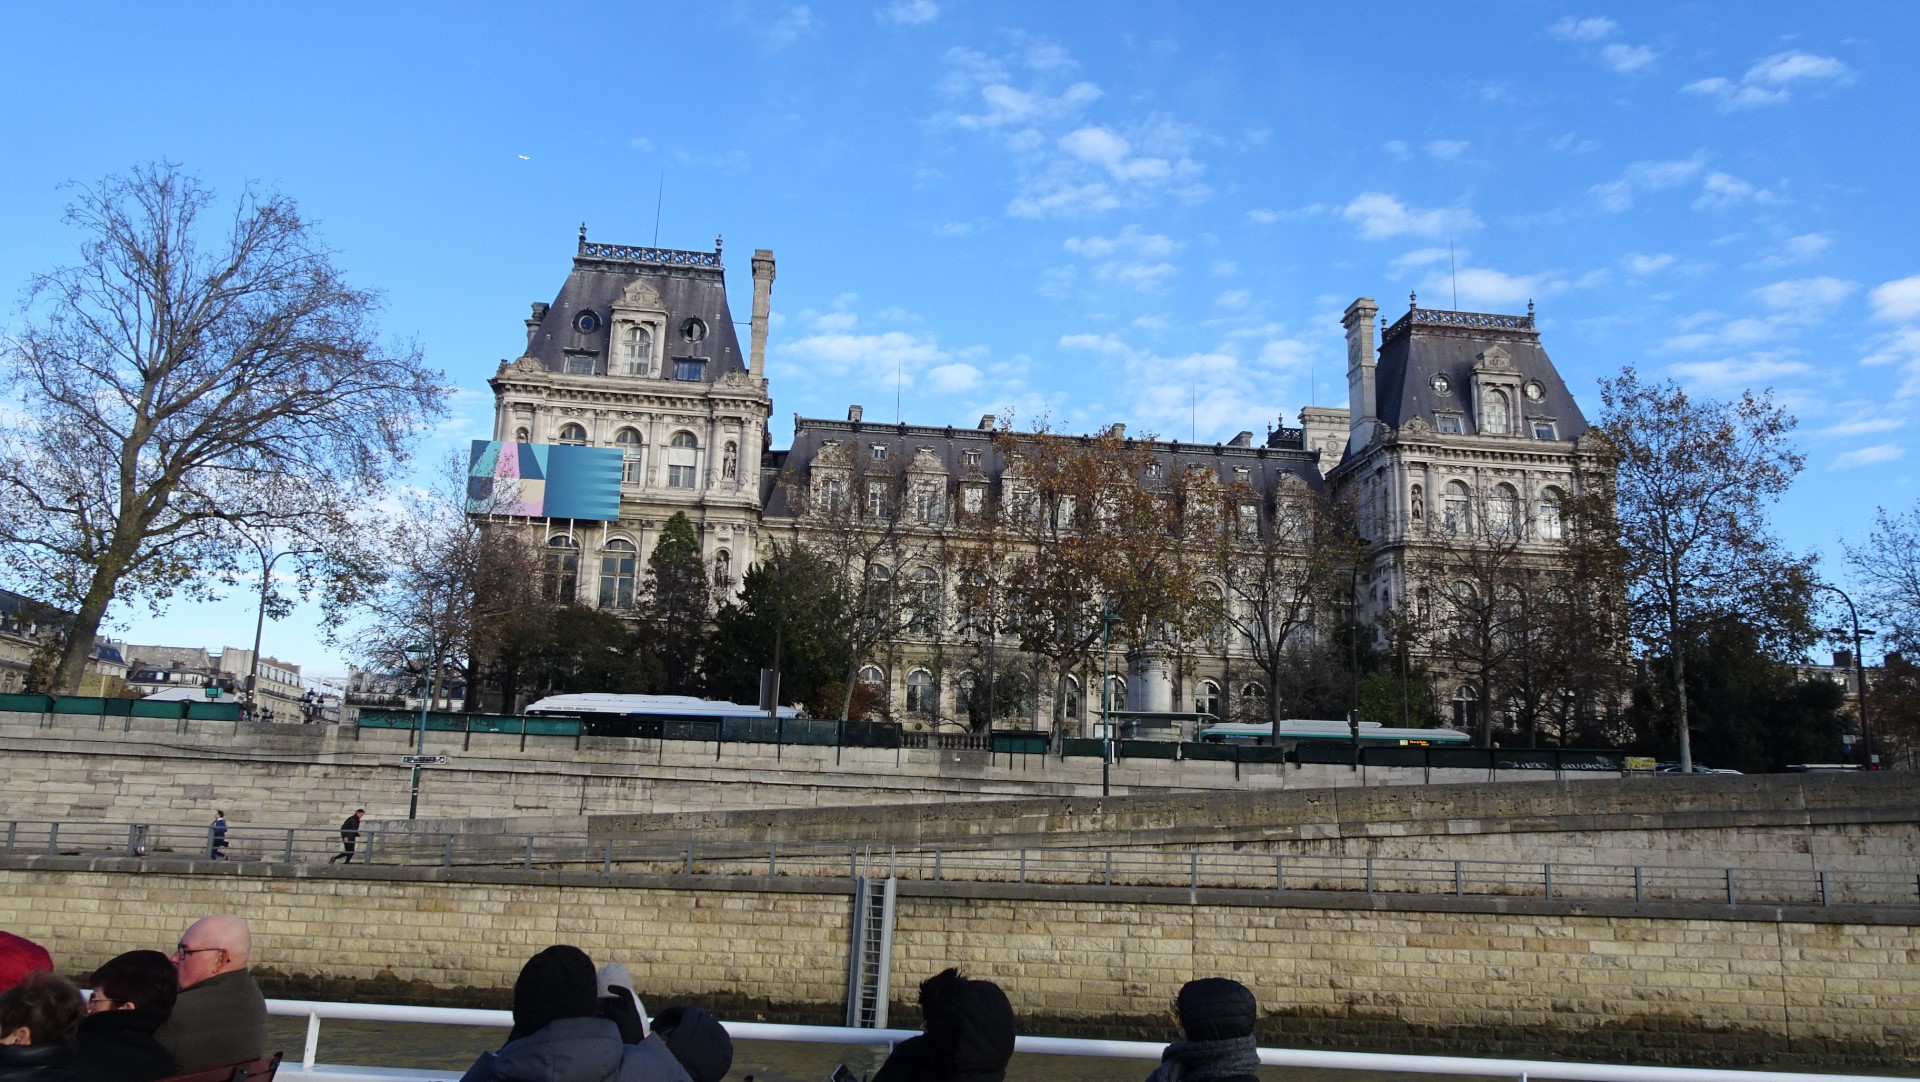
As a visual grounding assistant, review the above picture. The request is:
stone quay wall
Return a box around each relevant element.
[4,857,1916,1069]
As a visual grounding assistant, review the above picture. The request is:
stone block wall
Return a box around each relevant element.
[3,860,1916,1068]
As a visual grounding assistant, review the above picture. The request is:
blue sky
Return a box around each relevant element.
[3,2,1915,679]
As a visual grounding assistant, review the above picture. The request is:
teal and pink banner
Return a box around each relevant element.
[468,440,623,521]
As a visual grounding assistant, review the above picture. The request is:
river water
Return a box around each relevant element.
[267,1017,1472,1081]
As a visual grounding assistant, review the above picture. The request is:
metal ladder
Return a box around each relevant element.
[845,876,897,1028]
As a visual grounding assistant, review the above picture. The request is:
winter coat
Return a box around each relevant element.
[153,969,269,1073]
[1142,1036,1262,1082]
[458,1016,693,1082]
[871,978,1015,1082]
[0,1043,76,1082]
[70,1008,176,1082]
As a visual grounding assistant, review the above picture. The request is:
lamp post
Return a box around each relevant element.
[403,639,434,818]
[1815,584,1875,769]
[242,536,318,722]
[1099,611,1121,797]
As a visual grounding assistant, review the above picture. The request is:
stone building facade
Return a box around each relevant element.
[485,236,1598,733]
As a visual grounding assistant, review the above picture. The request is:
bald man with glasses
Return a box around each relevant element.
[154,914,268,1072]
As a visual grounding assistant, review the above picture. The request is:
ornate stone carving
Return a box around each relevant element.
[614,278,665,311]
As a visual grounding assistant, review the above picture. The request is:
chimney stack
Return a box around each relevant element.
[1228,431,1252,447]
[526,302,549,346]
[749,250,776,381]
[978,414,995,430]
[1343,297,1380,457]
[848,405,863,422]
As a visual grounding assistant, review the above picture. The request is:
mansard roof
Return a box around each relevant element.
[760,416,1325,518]
[520,231,746,384]
[1373,301,1589,439]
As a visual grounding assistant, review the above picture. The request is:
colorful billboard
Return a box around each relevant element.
[468,440,623,521]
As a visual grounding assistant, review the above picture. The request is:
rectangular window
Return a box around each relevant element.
[563,354,596,375]
[963,450,981,468]
[867,481,890,518]
[871,445,889,461]
[1532,420,1558,440]
[674,359,705,381]
[961,485,983,513]
[1436,414,1464,434]
[622,454,644,485]
[667,464,696,488]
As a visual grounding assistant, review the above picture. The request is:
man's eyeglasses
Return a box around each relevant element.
[173,943,224,959]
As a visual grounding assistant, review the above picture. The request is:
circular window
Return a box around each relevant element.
[681,317,708,343]
[1430,374,1452,395]
[1524,380,1546,402]
[574,311,600,334]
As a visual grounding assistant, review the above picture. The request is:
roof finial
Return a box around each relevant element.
[577,222,587,254]
[1409,290,1418,310]
[1527,298,1535,317]
[715,233,724,256]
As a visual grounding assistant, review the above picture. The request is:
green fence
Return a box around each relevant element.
[0,694,238,722]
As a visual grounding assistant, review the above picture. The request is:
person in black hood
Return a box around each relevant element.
[651,1006,732,1082]
[872,968,1015,1082]
[459,945,691,1082]
[1144,978,1260,1082]
[0,971,83,1082]
[72,951,177,1082]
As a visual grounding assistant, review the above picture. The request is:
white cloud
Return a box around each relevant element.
[1870,276,1920,322]
[1622,252,1677,276]
[1754,276,1856,312]
[1383,140,1411,160]
[1600,43,1656,73]
[1215,289,1252,310]
[1425,139,1469,161]
[1063,226,1178,260]
[1059,126,1173,181]
[1693,171,1783,210]
[875,0,937,25]
[1548,16,1617,42]
[1210,259,1239,278]
[952,78,1102,130]
[1685,51,1854,111]
[757,5,816,49]
[1589,156,1705,211]
[1342,192,1481,240]
[1421,266,1558,309]
[1832,444,1904,470]
[925,362,981,392]
[813,311,860,332]
[1819,415,1901,437]
[1669,355,1813,391]
[1754,232,1832,267]
[1059,332,1129,355]
[1246,208,1279,225]
[1008,182,1121,219]
[1391,247,1454,271]
[628,137,653,152]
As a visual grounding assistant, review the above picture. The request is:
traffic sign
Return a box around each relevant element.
[401,755,448,766]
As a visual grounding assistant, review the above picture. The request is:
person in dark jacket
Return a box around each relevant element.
[72,951,176,1082]
[871,968,1015,1082]
[155,914,268,1072]
[0,971,82,1082]
[459,946,691,1082]
[1143,978,1261,1082]
[651,1006,732,1082]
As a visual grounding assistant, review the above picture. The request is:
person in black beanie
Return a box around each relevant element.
[651,1006,732,1082]
[1144,978,1261,1082]
[871,968,1015,1082]
[459,946,691,1082]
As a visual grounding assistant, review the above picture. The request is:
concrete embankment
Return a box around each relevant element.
[5,855,1917,1069]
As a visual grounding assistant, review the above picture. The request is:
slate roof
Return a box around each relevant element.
[1372,304,1589,439]
[521,234,746,385]
[761,417,1325,518]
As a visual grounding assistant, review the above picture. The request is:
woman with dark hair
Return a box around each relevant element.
[1144,978,1261,1082]
[458,945,691,1082]
[0,971,83,1081]
[71,951,176,1082]
[872,968,1015,1082]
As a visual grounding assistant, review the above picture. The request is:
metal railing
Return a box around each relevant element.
[9,818,1920,910]
[263,997,1910,1082]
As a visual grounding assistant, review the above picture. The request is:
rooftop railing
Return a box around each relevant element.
[9,818,1918,910]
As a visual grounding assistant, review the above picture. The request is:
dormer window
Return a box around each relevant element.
[1232,467,1251,483]
[1532,420,1559,440]
[1435,414,1464,435]
[871,445,889,462]
[963,449,981,468]
[574,311,600,334]
[1146,462,1162,479]
[563,353,597,375]
[673,359,705,381]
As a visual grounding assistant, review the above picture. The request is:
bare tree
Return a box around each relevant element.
[1846,500,1920,654]
[1597,368,1813,772]
[0,164,444,692]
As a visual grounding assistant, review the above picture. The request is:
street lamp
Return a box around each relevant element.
[1099,611,1122,798]
[243,536,319,721]
[402,639,434,818]
[1815,584,1875,769]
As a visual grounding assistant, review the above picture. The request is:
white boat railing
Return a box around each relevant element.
[264,997,1914,1082]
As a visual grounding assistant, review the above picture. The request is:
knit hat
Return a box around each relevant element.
[1175,977,1257,1041]
[653,1005,734,1082]
[509,945,600,1041]
[0,932,53,994]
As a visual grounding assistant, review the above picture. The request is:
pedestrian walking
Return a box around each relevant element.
[207,812,228,861]
[328,809,365,865]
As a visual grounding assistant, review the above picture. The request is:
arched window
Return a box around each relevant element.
[1240,681,1267,703]
[722,441,738,480]
[1196,680,1221,719]
[858,664,886,688]
[906,669,935,714]
[1102,675,1127,713]
[1064,676,1081,720]
[1452,684,1480,732]
[598,538,637,609]
[909,567,941,636]
[544,535,580,601]
[557,423,588,446]
[956,671,977,720]
[712,549,732,589]
[1486,389,1511,435]
[1490,483,1520,537]
[514,426,530,443]
[622,326,652,376]
[1444,480,1470,533]
[1538,486,1565,541]
[667,431,698,488]
[614,428,645,485]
